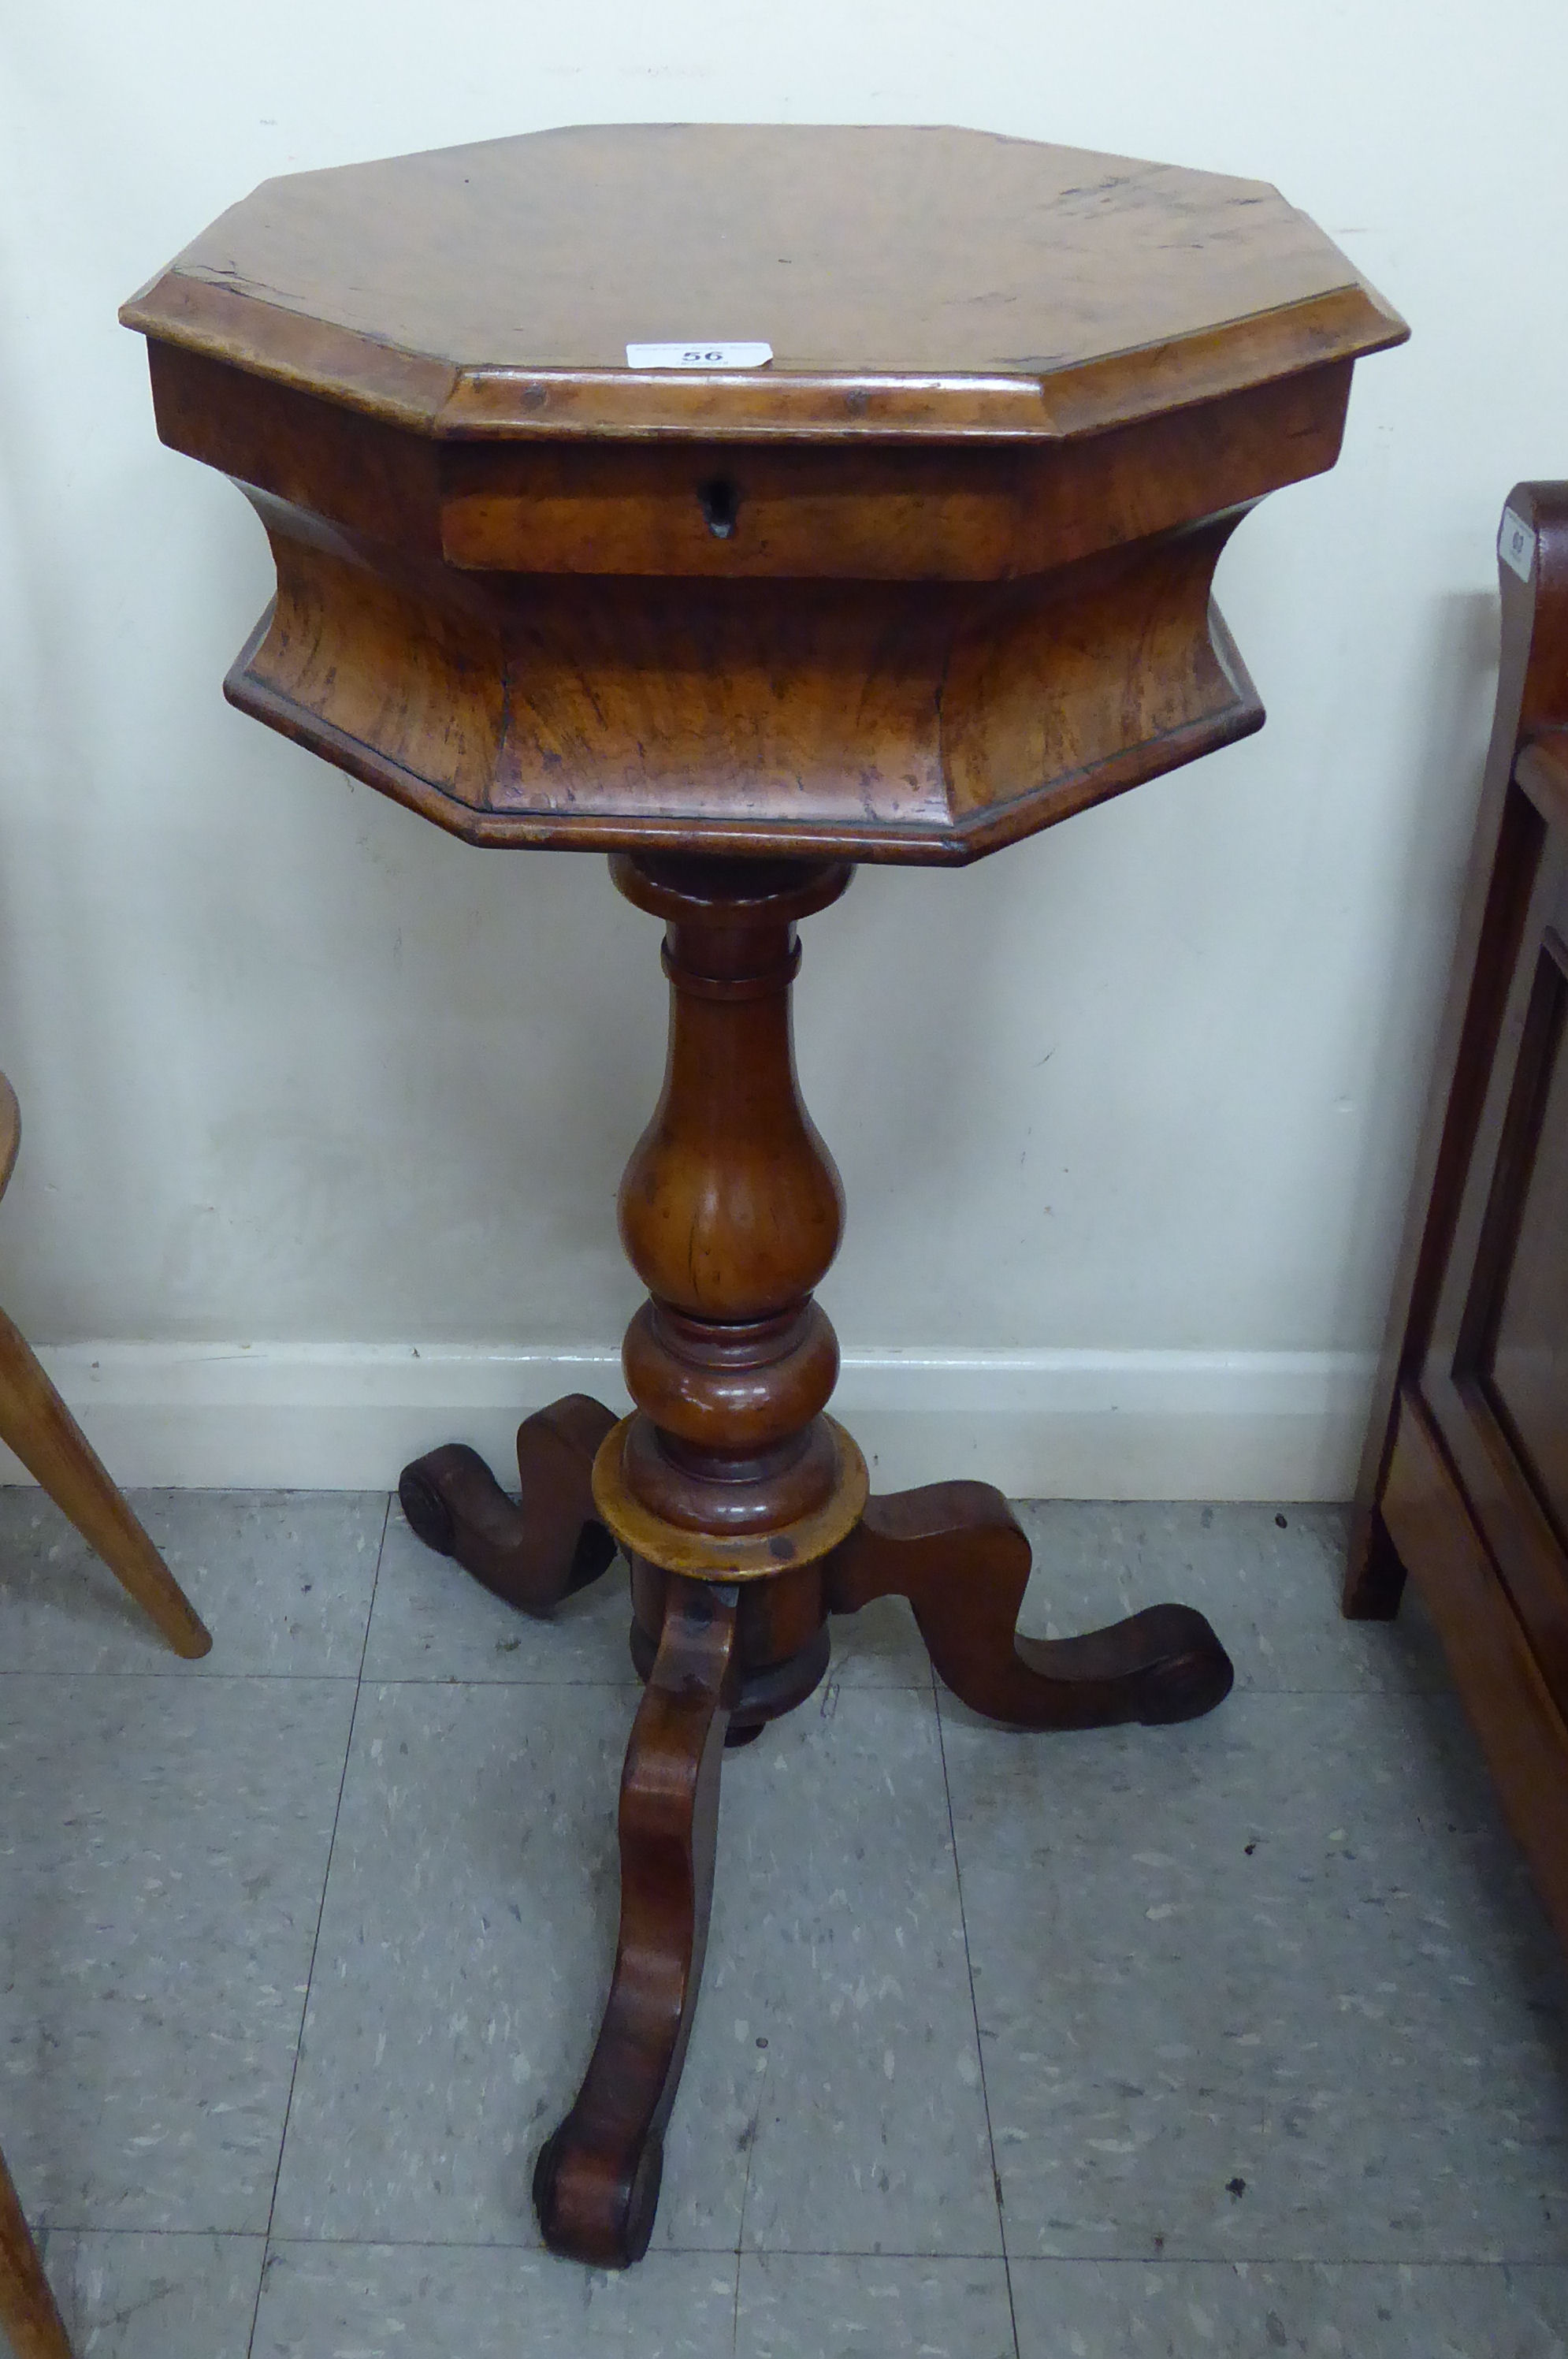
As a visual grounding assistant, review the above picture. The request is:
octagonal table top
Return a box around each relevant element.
[121,122,1404,444]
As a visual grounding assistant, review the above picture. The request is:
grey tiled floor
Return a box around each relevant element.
[2,1488,1567,2356]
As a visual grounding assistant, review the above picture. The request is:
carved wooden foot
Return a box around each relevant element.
[397,1394,619,1616]
[827,1482,1233,1728]
[533,1576,738,2266]
[0,2138,72,2359]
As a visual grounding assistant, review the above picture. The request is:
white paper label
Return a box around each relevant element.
[625,340,773,370]
[1499,505,1536,582]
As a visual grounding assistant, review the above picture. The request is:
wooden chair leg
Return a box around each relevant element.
[0,2141,72,2359]
[0,1307,210,1660]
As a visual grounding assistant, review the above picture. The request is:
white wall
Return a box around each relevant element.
[0,2,1560,1494]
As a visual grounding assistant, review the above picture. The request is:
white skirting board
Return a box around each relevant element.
[0,1343,1375,1501]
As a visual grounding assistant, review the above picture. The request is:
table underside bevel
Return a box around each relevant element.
[226,519,1262,861]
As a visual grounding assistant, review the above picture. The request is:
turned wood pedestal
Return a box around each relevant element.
[124,122,1405,2266]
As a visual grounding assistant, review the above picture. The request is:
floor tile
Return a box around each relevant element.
[253,2241,738,2357]
[683,1688,994,2255]
[943,1686,1568,2263]
[819,1593,935,1690]
[1011,1501,1450,1695]
[272,1680,997,2259]
[32,2228,265,2358]
[1010,2257,1568,2357]
[697,1687,998,2258]
[269,1678,641,2247]
[0,1489,385,1675]
[6,1478,1564,2351]
[0,1674,355,2231]
[737,2252,1014,2357]
[362,1500,641,1684]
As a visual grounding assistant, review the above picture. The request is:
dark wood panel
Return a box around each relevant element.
[1382,1389,1568,1959]
[1357,489,1568,1971]
[1347,487,1568,1617]
[1483,928,1568,1544]
[1419,834,1568,1719]
[1518,732,1568,833]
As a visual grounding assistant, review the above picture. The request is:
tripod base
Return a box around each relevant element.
[399,1395,1233,2266]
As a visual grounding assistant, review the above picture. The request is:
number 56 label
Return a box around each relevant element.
[626,340,773,369]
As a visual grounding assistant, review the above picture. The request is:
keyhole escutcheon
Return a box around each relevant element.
[698,478,740,540]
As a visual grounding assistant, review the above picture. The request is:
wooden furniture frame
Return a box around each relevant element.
[1347,482,1568,1956]
[0,1076,209,1662]
[0,2142,72,2359]
[0,1073,210,2357]
[124,122,1404,2266]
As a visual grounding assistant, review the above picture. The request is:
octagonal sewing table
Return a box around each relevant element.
[122,123,1406,2265]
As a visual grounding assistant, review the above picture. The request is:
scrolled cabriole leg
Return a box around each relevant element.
[533,1574,739,2266]
[398,1393,619,1617]
[826,1483,1233,1729]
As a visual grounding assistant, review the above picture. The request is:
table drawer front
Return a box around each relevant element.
[436,368,1351,580]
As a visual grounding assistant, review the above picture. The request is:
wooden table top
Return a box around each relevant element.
[121,122,1403,445]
